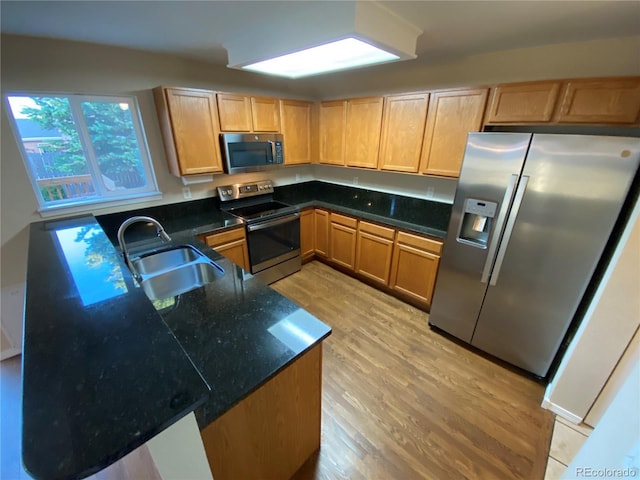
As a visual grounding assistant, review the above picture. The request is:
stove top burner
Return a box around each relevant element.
[228,201,297,222]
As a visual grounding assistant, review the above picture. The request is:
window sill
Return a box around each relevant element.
[38,192,164,218]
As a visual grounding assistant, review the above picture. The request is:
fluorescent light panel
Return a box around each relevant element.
[242,37,400,78]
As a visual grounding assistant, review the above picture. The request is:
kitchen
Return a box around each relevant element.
[1,1,640,479]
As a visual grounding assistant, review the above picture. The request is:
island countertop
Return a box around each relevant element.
[22,214,330,480]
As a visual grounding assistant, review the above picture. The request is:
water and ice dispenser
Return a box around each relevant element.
[457,198,497,248]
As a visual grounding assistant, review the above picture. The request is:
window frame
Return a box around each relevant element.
[4,92,162,217]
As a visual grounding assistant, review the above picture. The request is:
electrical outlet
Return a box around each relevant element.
[426,186,435,198]
[182,187,192,199]
[295,174,301,182]
[353,176,359,186]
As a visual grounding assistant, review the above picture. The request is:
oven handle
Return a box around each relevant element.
[246,212,300,232]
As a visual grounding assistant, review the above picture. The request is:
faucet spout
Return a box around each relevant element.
[117,216,172,281]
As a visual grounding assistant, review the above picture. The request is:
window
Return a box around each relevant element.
[6,93,160,214]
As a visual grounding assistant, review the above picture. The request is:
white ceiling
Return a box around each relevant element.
[1,0,639,74]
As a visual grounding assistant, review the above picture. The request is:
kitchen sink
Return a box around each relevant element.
[130,245,224,300]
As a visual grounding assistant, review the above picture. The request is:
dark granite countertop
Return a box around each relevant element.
[273,181,451,239]
[23,213,331,480]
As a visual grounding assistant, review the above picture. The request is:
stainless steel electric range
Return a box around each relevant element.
[218,180,301,284]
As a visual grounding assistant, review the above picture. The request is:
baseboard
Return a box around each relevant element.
[541,397,583,424]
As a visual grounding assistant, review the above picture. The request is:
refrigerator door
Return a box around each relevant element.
[429,133,531,341]
[471,135,640,376]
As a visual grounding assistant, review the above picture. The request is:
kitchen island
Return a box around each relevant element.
[22,213,331,480]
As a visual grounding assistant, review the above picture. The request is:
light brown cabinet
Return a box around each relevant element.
[345,97,384,169]
[329,213,358,270]
[485,81,561,124]
[556,78,640,124]
[379,93,429,173]
[355,221,395,286]
[319,100,347,165]
[390,231,442,306]
[203,227,250,271]
[420,88,488,178]
[314,209,329,258]
[153,87,223,176]
[300,209,315,262]
[217,93,280,132]
[280,99,313,165]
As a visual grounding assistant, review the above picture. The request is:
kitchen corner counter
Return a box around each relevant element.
[273,181,451,239]
[22,213,331,480]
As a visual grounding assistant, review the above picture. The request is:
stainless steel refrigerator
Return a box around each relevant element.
[429,133,640,377]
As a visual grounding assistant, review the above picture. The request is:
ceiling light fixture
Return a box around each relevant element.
[225,1,422,79]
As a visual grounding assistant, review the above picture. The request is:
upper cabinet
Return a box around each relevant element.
[379,93,429,173]
[485,81,561,124]
[319,100,347,166]
[153,87,223,176]
[280,99,313,165]
[217,93,281,132]
[345,97,384,169]
[556,78,640,124]
[420,88,488,178]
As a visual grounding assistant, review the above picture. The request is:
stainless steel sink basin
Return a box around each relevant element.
[130,245,224,300]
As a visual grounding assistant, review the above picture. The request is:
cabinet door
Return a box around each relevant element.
[280,100,312,165]
[314,209,329,257]
[217,93,253,132]
[251,96,281,132]
[556,78,640,124]
[329,213,357,270]
[420,88,488,178]
[355,221,395,285]
[300,209,315,262]
[156,87,223,175]
[379,93,429,173]
[204,228,250,270]
[390,232,442,306]
[319,100,347,165]
[485,81,561,124]
[345,97,384,169]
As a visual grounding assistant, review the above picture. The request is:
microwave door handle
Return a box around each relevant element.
[268,141,276,163]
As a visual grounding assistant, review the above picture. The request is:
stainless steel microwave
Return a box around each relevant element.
[220,133,284,174]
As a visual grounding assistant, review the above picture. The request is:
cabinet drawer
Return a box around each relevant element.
[396,231,442,255]
[359,221,395,240]
[330,212,358,229]
[204,227,246,247]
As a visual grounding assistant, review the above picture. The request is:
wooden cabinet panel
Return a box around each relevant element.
[345,97,384,169]
[390,232,442,306]
[420,88,488,178]
[355,221,395,285]
[300,209,315,262]
[379,93,429,173]
[204,227,249,270]
[319,100,347,165]
[280,100,312,165]
[421,88,488,177]
[556,78,640,124]
[314,209,329,257]
[217,93,252,131]
[485,81,561,124]
[251,96,281,132]
[154,87,223,176]
[329,213,357,270]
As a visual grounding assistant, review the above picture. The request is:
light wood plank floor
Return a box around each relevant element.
[272,261,554,480]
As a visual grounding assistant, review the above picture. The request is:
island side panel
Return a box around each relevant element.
[200,344,322,480]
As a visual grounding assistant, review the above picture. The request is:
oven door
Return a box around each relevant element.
[245,213,301,274]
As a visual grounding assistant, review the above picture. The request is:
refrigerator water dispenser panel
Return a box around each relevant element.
[458,198,497,248]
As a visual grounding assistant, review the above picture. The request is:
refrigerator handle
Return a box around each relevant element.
[480,174,519,283]
[489,175,530,286]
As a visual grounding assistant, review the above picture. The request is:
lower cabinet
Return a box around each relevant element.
[300,209,315,262]
[329,213,358,270]
[202,227,250,271]
[355,221,395,285]
[390,231,442,306]
[314,209,329,258]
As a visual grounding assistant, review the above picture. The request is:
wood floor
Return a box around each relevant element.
[272,261,554,480]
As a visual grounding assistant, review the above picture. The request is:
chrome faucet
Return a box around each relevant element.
[117,216,171,281]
